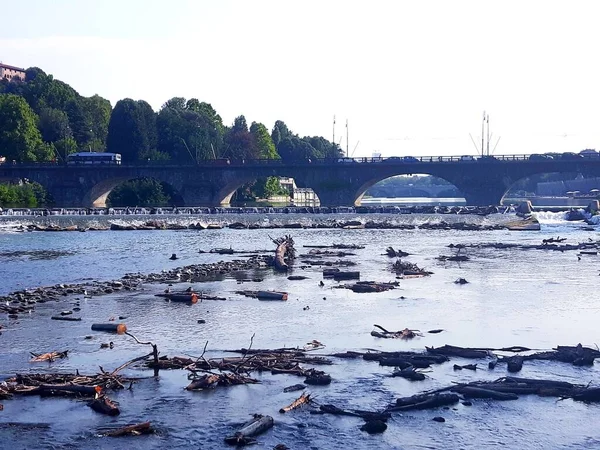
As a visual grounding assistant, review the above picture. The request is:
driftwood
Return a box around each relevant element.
[361,350,448,368]
[235,290,288,301]
[3,372,135,398]
[387,393,460,412]
[88,393,120,416]
[304,370,332,385]
[224,414,274,446]
[392,259,433,277]
[312,404,390,423]
[304,244,365,249]
[186,372,259,390]
[279,393,311,413]
[301,259,357,267]
[448,240,600,253]
[391,365,426,381]
[300,249,356,257]
[101,421,154,437]
[344,281,398,293]
[332,271,360,281]
[155,292,199,303]
[371,324,422,339]
[272,235,295,272]
[92,323,127,334]
[385,247,409,258]
[283,384,306,393]
[453,363,478,371]
[51,316,82,322]
[30,350,69,362]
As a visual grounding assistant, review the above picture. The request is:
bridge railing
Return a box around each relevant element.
[3,153,599,168]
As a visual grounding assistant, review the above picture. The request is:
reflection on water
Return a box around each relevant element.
[0,214,599,449]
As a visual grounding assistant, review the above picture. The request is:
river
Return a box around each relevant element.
[0,211,599,449]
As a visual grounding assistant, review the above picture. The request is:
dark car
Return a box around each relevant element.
[529,154,552,161]
[561,152,583,160]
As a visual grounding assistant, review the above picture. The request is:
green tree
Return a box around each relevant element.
[250,122,279,159]
[302,136,343,159]
[224,115,258,160]
[107,99,158,162]
[65,99,93,149]
[0,94,53,162]
[38,107,71,143]
[157,97,224,162]
[272,120,293,146]
[54,136,78,162]
[83,95,112,151]
[276,136,317,160]
[107,178,171,207]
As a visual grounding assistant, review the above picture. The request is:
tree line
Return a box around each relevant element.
[0,67,343,164]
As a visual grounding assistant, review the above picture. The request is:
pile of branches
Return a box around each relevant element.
[426,343,600,372]
[392,259,433,277]
[147,347,333,386]
[1,371,134,398]
[386,376,600,408]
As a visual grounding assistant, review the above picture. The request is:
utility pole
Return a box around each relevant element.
[333,115,336,147]
[486,114,490,156]
[346,119,349,157]
[481,111,485,158]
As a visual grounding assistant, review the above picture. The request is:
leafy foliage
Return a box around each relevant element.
[107,178,172,207]
[0,181,48,207]
[0,94,53,162]
[107,99,158,161]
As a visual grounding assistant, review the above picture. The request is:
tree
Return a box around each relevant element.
[54,137,78,162]
[83,94,112,151]
[0,94,53,162]
[38,107,71,143]
[250,122,279,159]
[224,115,257,160]
[107,178,171,207]
[157,98,225,162]
[272,120,293,146]
[302,136,343,159]
[65,99,93,149]
[107,99,158,162]
[276,136,317,160]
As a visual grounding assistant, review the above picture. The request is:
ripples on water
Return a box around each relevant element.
[0,212,599,449]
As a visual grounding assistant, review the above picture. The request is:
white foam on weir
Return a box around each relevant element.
[533,210,570,224]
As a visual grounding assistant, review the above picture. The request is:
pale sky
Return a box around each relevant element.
[2,0,600,157]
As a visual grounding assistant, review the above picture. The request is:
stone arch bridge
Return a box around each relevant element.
[2,156,600,207]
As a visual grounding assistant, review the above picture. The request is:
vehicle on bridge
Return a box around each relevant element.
[579,149,599,158]
[560,152,583,160]
[460,155,475,161]
[384,156,419,163]
[67,152,122,165]
[528,154,553,161]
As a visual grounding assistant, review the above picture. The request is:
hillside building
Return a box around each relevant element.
[0,63,26,81]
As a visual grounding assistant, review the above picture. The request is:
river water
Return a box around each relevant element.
[0,211,599,449]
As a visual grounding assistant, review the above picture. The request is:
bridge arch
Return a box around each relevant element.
[355,174,465,205]
[84,176,184,208]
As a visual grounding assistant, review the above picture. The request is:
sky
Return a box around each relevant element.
[2,0,600,157]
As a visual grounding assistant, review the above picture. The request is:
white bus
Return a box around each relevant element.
[67,152,122,165]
